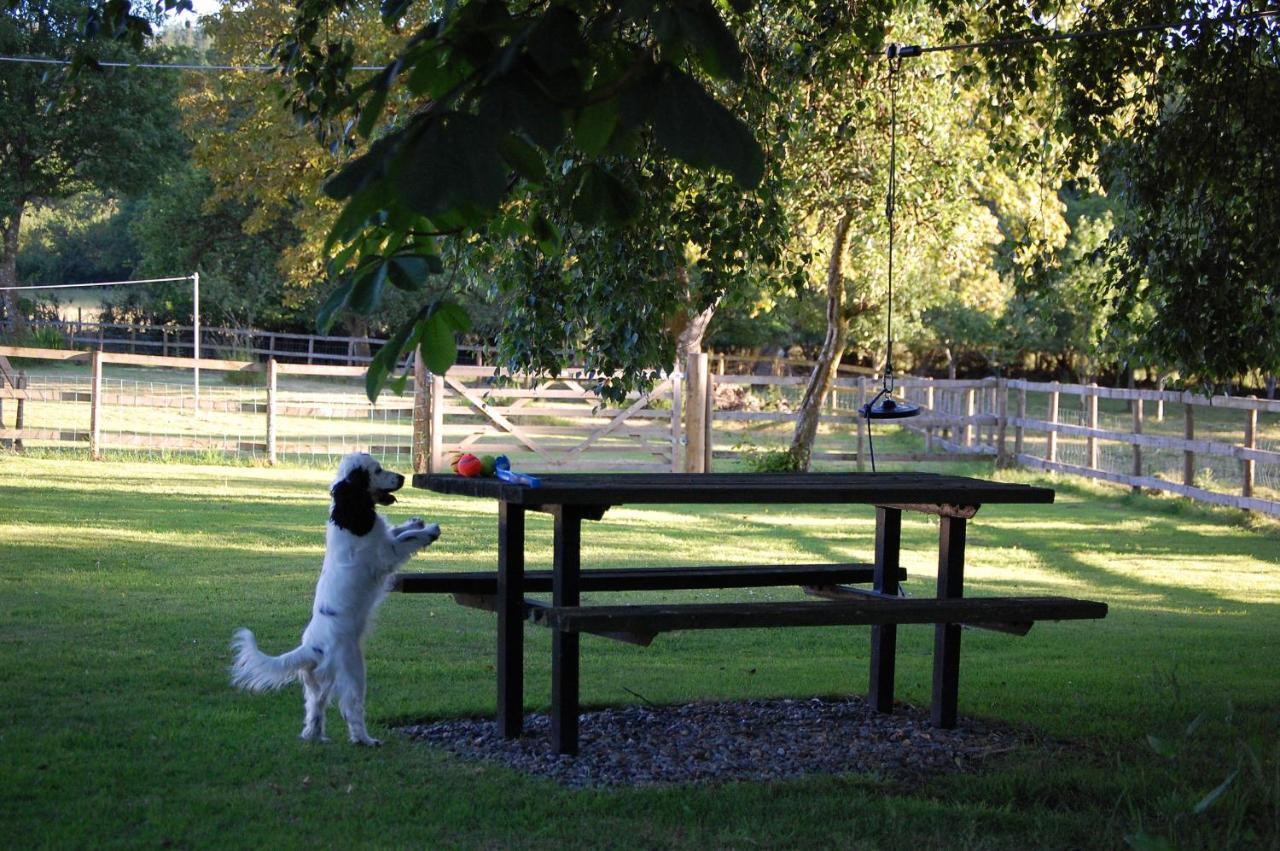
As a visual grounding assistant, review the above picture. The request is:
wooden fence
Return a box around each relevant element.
[2,345,1277,517]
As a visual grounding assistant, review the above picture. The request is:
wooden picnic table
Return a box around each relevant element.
[408,472,1106,756]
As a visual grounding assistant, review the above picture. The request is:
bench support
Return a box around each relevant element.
[932,515,966,728]
[551,506,583,755]
[497,502,524,739]
[869,507,901,713]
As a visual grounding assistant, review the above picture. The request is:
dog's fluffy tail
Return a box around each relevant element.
[229,628,322,692]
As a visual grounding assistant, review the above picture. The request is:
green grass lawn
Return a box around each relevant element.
[1,456,1277,849]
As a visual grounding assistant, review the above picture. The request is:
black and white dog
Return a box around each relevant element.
[230,452,439,745]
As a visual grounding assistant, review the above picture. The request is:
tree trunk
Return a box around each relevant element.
[668,264,719,365]
[789,210,854,471]
[0,202,27,336]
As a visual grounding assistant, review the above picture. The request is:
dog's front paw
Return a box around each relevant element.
[402,517,426,531]
[396,523,440,548]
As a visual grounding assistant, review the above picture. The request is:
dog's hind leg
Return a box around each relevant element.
[335,645,380,746]
[300,669,331,743]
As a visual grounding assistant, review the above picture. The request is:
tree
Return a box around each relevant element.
[0,0,183,329]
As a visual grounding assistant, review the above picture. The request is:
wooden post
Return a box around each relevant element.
[996,379,1008,466]
[869,507,902,712]
[1047,384,1059,464]
[162,329,170,357]
[265,358,278,465]
[551,506,583,755]
[963,388,975,448]
[412,349,429,474]
[14,371,24,450]
[924,382,935,454]
[129,325,137,355]
[704,369,714,473]
[496,502,525,739]
[685,352,708,473]
[670,368,683,472]
[1243,399,1257,500]
[1014,383,1026,458]
[429,372,445,473]
[931,515,966,729]
[307,336,315,366]
[856,377,867,471]
[90,350,103,461]
[1183,401,1196,487]
[1132,396,1143,491]
[1156,375,1166,422]
[1086,384,1099,470]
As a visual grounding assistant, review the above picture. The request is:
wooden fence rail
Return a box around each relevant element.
[1,345,1276,517]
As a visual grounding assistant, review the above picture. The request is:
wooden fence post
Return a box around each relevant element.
[307,337,315,366]
[1014,382,1026,459]
[162,329,170,357]
[412,349,429,474]
[1132,396,1143,491]
[684,352,708,474]
[1086,383,1099,470]
[1183,399,1196,487]
[1047,384,1059,464]
[1156,375,1166,422]
[963,388,975,448]
[856,377,867,471]
[669,368,683,472]
[995,379,1008,466]
[265,358,278,465]
[429,371,445,474]
[924,381,935,454]
[1243,399,1257,500]
[90,350,103,461]
[13,372,26,451]
[704,368,714,472]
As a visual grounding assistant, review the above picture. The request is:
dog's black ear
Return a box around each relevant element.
[330,467,375,536]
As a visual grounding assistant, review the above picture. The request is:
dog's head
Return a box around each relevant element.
[330,453,405,535]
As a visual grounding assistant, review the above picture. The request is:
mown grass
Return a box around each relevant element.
[0,456,1277,849]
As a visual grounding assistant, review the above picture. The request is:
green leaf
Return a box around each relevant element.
[650,68,763,188]
[675,2,743,82]
[574,99,619,155]
[571,165,641,226]
[527,6,583,73]
[393,113,508,221]
[478,76,566,150]
[386,255,430,291]
[315,281,353,334]
[356,85,388,140]
[364,311,422,401]
[323,132,401,200]
[1191,770,1238,814]
[418,301,472,375]
[348,261,389,314]
[498,133,548,184]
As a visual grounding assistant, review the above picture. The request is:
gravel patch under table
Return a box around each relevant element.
[400,695,1032,788]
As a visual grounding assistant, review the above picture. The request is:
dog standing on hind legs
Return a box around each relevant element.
[230,452,440,745]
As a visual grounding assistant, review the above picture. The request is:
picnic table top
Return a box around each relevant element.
[413,471,1055,507]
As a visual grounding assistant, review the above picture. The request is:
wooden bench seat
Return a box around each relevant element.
[394,562,900,594]
[526,596,1108,635]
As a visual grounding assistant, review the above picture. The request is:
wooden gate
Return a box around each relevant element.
[415,364,682,473]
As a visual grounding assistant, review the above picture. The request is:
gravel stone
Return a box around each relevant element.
[400,696,1028,789]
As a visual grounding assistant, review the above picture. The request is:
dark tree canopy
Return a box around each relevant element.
[0,0,184,323]
[74,0,1280,393]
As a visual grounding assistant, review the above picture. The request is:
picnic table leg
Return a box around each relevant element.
[497,502,525,738]
[869,506,902,712]
[550,505,582,756]
[931,514,966,728]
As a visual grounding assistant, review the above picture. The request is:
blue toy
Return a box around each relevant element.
[493,455,541,488]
